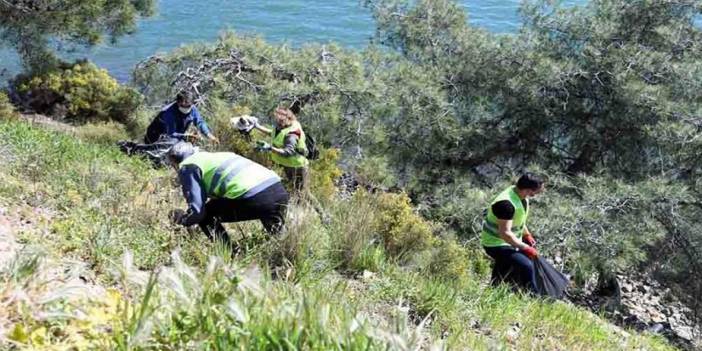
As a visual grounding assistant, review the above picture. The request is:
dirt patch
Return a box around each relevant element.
[20,113,76,134]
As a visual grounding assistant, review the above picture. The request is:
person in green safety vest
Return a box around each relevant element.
[481,173,545,293]
[166,142,289,247]
[252,106,309,186]
[248,106,329,223]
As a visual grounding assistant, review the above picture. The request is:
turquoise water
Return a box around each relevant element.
[0,0,567,82]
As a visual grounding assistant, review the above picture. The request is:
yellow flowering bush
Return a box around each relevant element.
[372,191,436,257]
[7,289,124,350]
[15,61,141,123]
[310,148,343,202]
[427,238,471,283]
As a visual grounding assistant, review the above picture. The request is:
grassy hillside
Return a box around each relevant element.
[0,117,675,350]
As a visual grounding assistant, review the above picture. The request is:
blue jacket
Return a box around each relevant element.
[144,102,211,143]
[177,164,208,226]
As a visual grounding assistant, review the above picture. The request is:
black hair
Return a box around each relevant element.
[279,92,319,115]
[176,90,194,105]
[516,172,545,190]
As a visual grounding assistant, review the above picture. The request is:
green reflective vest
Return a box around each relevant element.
[271,121,308,168]
[180,152,280,199]
[481,186,529,247]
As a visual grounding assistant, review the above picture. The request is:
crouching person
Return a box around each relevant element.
[481,173,545,293]
[167,142,289,247]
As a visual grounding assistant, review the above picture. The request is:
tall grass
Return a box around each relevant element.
[0,119,678,350]
[106,251,433,350]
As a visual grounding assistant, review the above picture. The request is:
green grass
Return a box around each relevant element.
[0,119,677,350]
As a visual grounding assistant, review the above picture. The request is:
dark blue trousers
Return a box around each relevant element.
[484,246,537,293]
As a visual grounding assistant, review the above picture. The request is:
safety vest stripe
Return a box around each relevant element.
[208,157,238,194]
[242,176,280,199]
[216,161,258,197]
[209,156,246,195]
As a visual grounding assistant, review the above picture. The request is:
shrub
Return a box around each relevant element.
[309,148,343,202]
[333,190,436,268]
[372,191,436,258]
[421,179,492,240]
[14,61,142,125]
[263,204,332,281]
[0,92,19,120]
[427,238,471,283]
[533,175,675,285]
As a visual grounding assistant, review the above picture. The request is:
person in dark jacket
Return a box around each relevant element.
[144,91,219,144]
[167,142,289,247]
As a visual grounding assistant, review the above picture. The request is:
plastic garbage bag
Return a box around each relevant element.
[534,256,569,299]
[117,137,180,168]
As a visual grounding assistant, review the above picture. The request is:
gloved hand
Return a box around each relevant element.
[169,209,185,225]
[522,233,536,247]
[255,140,272,152]
[521,246,539,260]
[247,116,260,128]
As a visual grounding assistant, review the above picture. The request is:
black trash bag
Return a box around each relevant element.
[117,137,180,168]
[533,257,569,299]
[305,133,320,160]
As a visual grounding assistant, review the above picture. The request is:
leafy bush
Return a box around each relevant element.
[427,238,471,283]
[14,61,142,125]
[529,175,680,285]
[372,191,436,258]
[0,92,19,120]
[262,204,332,281]
[328,190,435,271]
[309,148,343,202]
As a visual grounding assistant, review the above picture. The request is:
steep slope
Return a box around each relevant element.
[0,118,676,350]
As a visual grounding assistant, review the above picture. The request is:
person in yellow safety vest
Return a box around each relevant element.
[167,142,289,247]
[481,173,545,292]
[249,106,329,223]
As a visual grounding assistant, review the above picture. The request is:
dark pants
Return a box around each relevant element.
[484,246,537,293]
[283,166,310,194]
[199,182,289,246]
[283,166,327,220]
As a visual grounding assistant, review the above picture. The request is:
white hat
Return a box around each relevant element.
[230,115,257,132]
